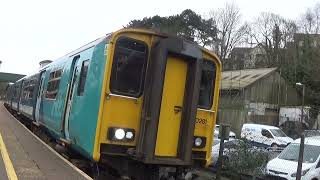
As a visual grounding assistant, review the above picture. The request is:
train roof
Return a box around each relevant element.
[40,35,110,71]
[11,28,221,84]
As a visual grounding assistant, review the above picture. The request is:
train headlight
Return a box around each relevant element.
[115,129,125,140]
[195,138,202,146]
[126,131,134,139]
[108,127,135,142]
[193,136,206,148]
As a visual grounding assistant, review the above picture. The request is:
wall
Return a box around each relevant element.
[218,71,301,135]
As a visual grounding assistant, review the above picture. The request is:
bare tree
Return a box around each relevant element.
[298,3,320,34]
[249,12,297,67]
[209,2,248,62]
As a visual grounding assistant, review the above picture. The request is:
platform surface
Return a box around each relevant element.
[0,155,8,180]
[0,103,91,180]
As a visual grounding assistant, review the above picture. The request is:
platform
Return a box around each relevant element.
[0,154,8,180]
[0,103,92,180]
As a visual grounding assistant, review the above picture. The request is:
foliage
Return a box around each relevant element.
[126,9,217,46]
[224,140,270,177]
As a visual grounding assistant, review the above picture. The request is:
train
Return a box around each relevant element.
[4,28,221,179]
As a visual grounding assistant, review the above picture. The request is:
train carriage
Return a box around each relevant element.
[10,79,24,111]
[5,28,221,179]
[19,74,40,120]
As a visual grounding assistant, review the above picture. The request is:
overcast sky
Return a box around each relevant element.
[0,0,319,75]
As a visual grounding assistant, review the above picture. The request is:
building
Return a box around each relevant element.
[218,67,301,135]
[224,45,268,71]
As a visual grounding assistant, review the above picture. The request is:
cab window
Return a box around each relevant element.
[110,37,148,97]
[198,60,216,109]
[46,69,62,99]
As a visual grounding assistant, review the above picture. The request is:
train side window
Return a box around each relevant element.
[45,69,63,99]
[198,60,216,109]
[110,37,148,97]
[78,60,90,96]
[22,78,37,100]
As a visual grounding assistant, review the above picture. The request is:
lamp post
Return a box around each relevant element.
[295,82,305,180]
[295,82,305,123]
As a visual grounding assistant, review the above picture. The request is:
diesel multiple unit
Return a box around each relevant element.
[5,28,221,179]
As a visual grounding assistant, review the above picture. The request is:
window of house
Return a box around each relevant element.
[110,37,148,97]
[45,69,62,99]
[198,60,216,109]
[78,60,90,96]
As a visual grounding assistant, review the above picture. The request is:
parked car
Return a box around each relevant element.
[241,123,293,148]
[266,136,320,180]
[214,124,236,139]
[304,130,320,138]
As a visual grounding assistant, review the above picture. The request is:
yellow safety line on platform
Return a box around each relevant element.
[0,132,18,180]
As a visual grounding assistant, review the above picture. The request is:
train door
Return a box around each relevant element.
[155,56,187,156]
[17,80,24,113]
[35,71,46,125]
[63,56,80,140]
[137,37,203,165]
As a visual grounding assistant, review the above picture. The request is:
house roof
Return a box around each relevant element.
[221,67,277,90]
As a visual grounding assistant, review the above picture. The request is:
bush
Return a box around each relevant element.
[224,140,270,177]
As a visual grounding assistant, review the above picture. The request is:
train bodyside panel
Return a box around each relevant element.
[34,38,107,159]
[40,58,69,135]
[19,74,40,120]
[66,39,108,159]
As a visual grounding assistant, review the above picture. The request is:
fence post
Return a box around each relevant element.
[296,133,305,180]
[216,124,230,180]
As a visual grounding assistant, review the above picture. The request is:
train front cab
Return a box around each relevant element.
[95,29,221,177]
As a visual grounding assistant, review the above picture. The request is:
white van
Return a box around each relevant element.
[266,136,320,179]
[241,124,293,148]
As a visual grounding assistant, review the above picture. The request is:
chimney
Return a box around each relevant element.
[39,60,52,68]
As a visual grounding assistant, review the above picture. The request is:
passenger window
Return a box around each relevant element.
[78,60,90,96]
[110,37,148,97]
[45,69,62,99]
[198,60,216,109]
[23,78,37,99]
